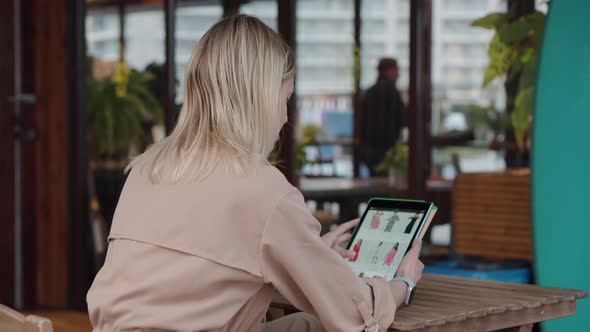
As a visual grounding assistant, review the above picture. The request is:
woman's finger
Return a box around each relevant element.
[320,232,335,245]
[333,246,355,259]
[335,232,352,246]
[406,240,422,260]
[333,219,360,236]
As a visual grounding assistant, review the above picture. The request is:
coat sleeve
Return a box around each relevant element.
[260,189,399,332]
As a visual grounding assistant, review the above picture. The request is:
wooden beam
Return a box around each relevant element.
[19,0,38,307]
[87,0,164,9]
[222,0,239,17]
[66,0,92,310]
[277,0,296,186]
[118,0,126,62]
[0,0,16,308]
[8,0,71,308]
[352,0,361,177]
[31,0,69,308]
[164,0,177,133]
[408,0,432,199]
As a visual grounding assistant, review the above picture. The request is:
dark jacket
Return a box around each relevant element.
[360,79,406,172]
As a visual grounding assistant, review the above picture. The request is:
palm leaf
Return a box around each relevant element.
[498,18,531,44]
[471,13,506,30]
[87,61,167,158]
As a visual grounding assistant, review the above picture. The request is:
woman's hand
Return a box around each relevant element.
[321,219,360,259]
[396,240,424,284]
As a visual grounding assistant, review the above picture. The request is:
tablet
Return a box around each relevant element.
[346,198,435,280]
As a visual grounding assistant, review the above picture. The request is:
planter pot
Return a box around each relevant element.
[388,168,408,190]
[94,161,128,232]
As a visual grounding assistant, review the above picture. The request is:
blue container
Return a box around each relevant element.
[424,259,530,284]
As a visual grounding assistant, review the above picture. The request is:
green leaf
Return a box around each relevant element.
[483,65,500,86]
[518,54,538,90]
[525,12,546,47]
[128,84,163,123]
[471,13,507,30]
[104,101,115,157]
[123,94,147,116]
[300,125,322,145]
[512,87,534,149]
[498,19,531,44]
[86,60,174,157]
[520,48,535,64]
[482,34,513,86]
[525,12,546,32]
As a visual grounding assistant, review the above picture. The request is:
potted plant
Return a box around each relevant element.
[267,124,320,175]
[376,141,408,189]
[87,57,163,225]
[88,58,163,160]
[472,9,545,166]
[453,104,510,145]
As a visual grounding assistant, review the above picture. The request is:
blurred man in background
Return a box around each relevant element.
[360,58,407,176]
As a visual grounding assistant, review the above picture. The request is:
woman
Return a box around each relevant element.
[87,15,424,332]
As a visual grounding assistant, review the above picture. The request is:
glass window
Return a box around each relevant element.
[175,2,223,103]
[124,5,165,71]
[87,5,169,70]
[297,0,354,177]
[84,4,169,236]
[86,7,120,61]
[240,0,277,31]
[360,0,410,92]
[431,0,507,180]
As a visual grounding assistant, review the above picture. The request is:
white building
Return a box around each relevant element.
[87,0,546,177]
[87,0,505,106]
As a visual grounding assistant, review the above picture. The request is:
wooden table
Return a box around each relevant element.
[300,177,392,201]
[299,177,453,224]
[299,177,393,222]
[271,273,587,331]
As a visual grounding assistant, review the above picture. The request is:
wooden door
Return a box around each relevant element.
[0,0,16,308]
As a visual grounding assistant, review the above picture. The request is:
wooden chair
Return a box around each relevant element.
[0,305,53,332]
[452,169,532,261]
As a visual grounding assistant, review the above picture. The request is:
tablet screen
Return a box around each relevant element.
[347,206,425,280]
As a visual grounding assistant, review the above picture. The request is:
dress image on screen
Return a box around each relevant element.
[384,211,400,232]
[369,241,384,264]
[349,239,363,263]
[383,243,399,266]
[370,210,383,230]
[404,212,420,234]
[347,206,426,280]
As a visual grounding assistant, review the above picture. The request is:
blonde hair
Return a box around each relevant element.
[128,15,295,184]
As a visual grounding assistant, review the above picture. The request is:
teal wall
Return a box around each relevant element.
[532,0,590,330]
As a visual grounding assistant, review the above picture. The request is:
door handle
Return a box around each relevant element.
[8,94,37,105]
[9,94,38,142]
[14,127,36,142]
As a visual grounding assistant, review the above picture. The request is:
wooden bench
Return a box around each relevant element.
[271,273,587,331]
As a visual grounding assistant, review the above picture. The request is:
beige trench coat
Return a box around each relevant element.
[87,155,399,331]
